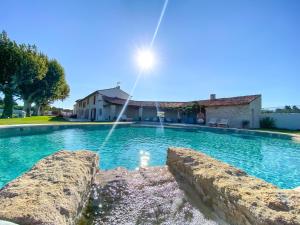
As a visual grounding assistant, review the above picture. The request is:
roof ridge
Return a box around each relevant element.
[104,94,261,103]
[200,94,261,101]
[102,94,261,107]
[97,87,119,92]
[98,87,130,96]
[76,87,130,102]
[103,96,186,104]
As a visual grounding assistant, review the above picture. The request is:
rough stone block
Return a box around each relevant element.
[167,147,300,225]
[0,150,99,225]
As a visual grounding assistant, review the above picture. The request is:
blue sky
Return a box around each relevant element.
[1,0,299,109]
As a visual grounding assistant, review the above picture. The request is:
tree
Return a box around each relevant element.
[292,105,300,113]
[275,105,300,113]
[17,45,48,116]
[32,59,70,115]
[1,31,70,117]
[0,31,21,118]
[284,105,292,113]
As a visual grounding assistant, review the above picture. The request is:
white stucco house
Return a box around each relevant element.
[74,86,261,128]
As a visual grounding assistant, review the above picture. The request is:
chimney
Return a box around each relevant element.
[210,94,216,100]
[116,81,121,89]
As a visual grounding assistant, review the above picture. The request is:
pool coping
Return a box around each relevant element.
[0,121,299,140]
[133,122,300,140]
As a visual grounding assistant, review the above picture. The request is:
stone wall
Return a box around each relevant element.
[0,150,99,225]
[205,96,261,128]
[167,147,300,225]
[250,97,261,128]
[205,104,249,128]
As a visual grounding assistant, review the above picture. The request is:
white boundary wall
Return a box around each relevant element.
[260,113,300,130]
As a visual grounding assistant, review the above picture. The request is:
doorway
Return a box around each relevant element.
[91,108,96,121]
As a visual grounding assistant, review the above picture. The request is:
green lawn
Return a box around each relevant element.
[0,116,69,125]
[0,116,121,126]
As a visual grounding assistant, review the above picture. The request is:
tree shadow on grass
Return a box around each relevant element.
[48,116,67,122]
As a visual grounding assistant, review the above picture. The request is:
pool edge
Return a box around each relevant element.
[0,122,298,140]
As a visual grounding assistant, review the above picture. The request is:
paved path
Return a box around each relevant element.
[85,167,224,225]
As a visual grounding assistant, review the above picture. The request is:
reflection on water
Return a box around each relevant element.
[155,101,165,132]
[139,150,150,168]
[292,136,300,144]
[156,126,165,135]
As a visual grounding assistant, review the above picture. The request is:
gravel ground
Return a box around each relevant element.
[81,166,223,225]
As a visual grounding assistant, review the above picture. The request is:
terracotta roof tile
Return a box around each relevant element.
[102,95,260,108]
[197,95,261,107]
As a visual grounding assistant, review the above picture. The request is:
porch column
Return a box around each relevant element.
[139,106,143,120]
[177,110,181,122]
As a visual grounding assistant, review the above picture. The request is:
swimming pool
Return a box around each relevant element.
[0,125,299,189]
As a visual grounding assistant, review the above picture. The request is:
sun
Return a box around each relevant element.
[135,48,155,71]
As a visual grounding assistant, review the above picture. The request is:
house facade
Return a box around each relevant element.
[74,86,262,128]
[74,86,130,121]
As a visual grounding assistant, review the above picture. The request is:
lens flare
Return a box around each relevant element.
[100,0,169,150]
[135,48,155,71]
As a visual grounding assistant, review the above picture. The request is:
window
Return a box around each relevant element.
[87,98,89,104]
[93,95,96,105]
[99,108,102,116]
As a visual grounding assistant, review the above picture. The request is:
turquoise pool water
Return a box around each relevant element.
[0,125,299,189]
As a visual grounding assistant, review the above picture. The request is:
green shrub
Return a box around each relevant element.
[260,117,276,129]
